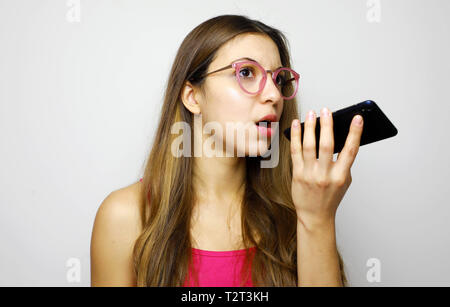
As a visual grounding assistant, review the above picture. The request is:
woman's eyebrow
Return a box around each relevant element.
[233,57,283,71]
[235,56,257,62]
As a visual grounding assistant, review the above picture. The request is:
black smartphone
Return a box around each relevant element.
[283,100,398,157]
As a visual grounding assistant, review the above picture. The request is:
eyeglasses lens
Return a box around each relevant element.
[237,63,297,99]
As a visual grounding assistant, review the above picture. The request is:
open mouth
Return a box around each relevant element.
[255,120,273,137]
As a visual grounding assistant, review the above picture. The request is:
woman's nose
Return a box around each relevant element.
[260,71,283,102]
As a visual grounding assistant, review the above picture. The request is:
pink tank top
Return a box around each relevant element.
[139,178,255,287]
[184,247,256,287]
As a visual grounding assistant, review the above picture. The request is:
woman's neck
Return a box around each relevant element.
[193,156,246,205]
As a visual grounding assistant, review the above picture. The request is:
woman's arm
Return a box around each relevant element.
[290,108,364,286]
[90,189,142,286]
[296,219,342,286]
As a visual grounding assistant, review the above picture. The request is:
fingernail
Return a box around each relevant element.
[354,115,363,125]
[321,107,329,117]
[308,110,315,120]
[293,119,299,127]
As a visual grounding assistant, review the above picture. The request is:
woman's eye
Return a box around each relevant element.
[239,68,253,78]
[276,75,285,86]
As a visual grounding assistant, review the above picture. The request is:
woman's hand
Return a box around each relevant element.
[290,107,364,231]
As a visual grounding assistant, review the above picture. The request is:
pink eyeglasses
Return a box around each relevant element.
[194,58,300,100]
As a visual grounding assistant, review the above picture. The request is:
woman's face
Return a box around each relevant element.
[188,33,285,157]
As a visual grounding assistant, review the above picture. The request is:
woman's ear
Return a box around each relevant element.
[181,81,202,115]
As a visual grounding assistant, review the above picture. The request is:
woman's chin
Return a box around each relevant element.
[245,141,271,157]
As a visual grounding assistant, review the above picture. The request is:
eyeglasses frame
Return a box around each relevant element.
[197,59,300,100]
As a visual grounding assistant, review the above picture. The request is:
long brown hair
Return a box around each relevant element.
[133,14,347,286]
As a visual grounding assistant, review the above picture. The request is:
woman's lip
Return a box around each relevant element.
[255,123,273,137]
[256,114,277,123]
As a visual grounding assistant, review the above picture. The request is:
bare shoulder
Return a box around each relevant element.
[90,180,144,286]
[102,181,143,224]
[94,180,144,237]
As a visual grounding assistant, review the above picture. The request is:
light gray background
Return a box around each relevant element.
[1,0,449,286]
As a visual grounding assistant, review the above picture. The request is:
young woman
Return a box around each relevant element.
[90,14,363,287]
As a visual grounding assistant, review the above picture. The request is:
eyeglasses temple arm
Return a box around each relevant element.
[199,64,233,79]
